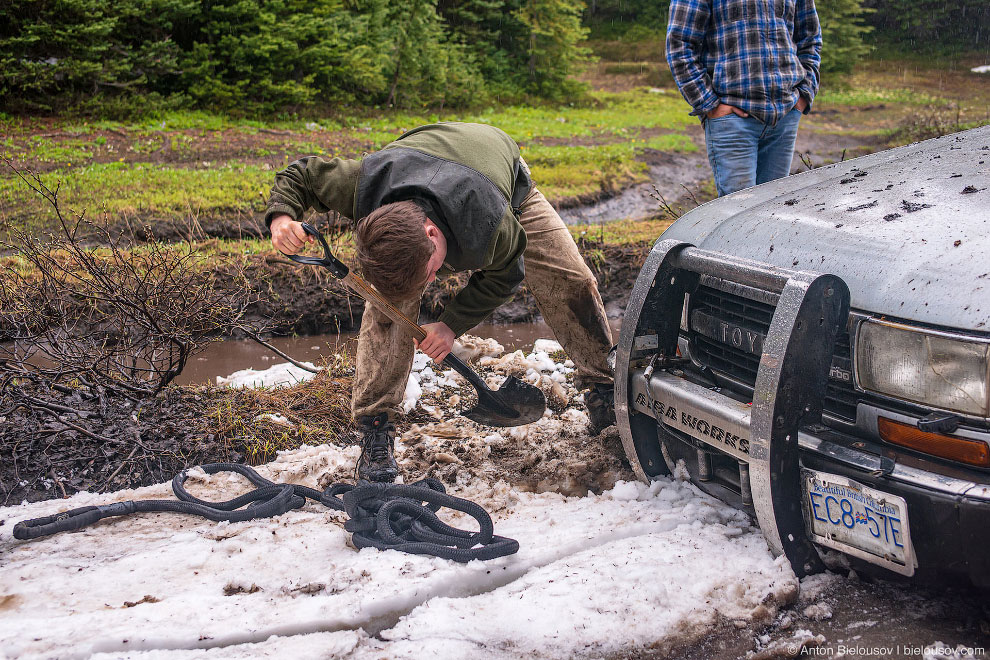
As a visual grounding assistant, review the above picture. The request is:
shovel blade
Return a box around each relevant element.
[460,376,546,427]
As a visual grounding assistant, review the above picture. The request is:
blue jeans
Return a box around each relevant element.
[704,108,802,196]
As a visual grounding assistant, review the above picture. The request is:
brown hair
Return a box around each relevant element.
[354,200,434,300]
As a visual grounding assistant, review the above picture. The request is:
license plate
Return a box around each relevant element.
[802,469,915,576]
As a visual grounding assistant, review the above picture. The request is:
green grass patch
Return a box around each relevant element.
[473,90,692,141]
[815,86,942,107]
[1,162,271,222]
[2,137,94,165]
[524,133,695,200]
[568,217,675,245]
[66,111,278,136]
[3,89,698,235]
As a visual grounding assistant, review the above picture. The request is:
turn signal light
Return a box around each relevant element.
[878,417,990,467]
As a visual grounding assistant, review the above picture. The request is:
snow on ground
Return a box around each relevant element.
[0,445,796,659]
[0,337,800,659]
[215,362,320,388]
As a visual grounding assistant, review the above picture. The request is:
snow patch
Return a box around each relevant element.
[451,335,505,363]
[0,443,795,659]
[217,362,319,388]
[532,338,563,354]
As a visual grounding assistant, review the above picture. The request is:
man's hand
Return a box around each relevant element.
[416,322,455,363]
[270,214,313,255]
[795,96,808,113]
[707,103,749,119]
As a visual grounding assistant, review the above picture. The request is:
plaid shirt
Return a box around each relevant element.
[666,0,822,125]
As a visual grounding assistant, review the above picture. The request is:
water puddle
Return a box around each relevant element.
[175,319,623,386]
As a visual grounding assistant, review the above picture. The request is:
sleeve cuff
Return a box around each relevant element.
[264,202,298,229]
[693,94,721,118]
[796,85,815,113]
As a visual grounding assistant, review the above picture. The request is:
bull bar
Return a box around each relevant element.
[615,239,850,577]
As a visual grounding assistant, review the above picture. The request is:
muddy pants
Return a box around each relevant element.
[351,186,614,422]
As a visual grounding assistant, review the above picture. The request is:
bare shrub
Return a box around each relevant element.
[0,159,258,396]
[890,104,967,144]
[0,161,360,504]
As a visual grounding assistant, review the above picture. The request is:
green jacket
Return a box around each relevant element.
[266,122,531,336]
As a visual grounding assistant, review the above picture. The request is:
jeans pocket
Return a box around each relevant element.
[706,113,741,128]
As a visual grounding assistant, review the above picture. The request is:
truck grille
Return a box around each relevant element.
[689,284,859,422]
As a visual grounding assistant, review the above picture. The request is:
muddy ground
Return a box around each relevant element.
[0,86,963,508]
[0,215,648,507]
[0,336,633,508]
[4,335,987,660]
[0,368,353,506]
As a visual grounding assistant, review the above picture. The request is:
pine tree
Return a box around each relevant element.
[515,0,591,97]
[818,0,873,76]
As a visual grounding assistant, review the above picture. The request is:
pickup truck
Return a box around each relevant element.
[615,125,990,587]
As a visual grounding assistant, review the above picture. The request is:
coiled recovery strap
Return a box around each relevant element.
[13,463,519,563]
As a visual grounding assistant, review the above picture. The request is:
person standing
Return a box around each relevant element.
[666,0,822,196]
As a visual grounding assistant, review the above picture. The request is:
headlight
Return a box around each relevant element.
[856,319,990,417]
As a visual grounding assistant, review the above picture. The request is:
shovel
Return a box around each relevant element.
[283,223,546,427]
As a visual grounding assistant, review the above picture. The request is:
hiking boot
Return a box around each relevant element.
[585,382,616,435]
[356,413,399,483]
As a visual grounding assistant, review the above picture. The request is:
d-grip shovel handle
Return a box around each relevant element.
[281,223,422,339]
[283,222,350,278]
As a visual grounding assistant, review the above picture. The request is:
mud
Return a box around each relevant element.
[0,383,244,506]
[0,334,635,507]
[229,241,650,337]
[0,363,356,505]
[560,124,888,225]
[744,572,990,659]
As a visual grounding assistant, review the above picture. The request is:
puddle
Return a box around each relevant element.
[174,319,623,386]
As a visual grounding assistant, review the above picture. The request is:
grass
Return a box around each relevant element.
[815,86,942,107]
[568,216,675,246]
[198,360,353,464]
[1,89,696,235]
[6,50,989,243]
[525,133,695,199]
[0,161,271,221]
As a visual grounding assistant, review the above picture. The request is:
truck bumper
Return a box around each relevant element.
[628,367,990,586]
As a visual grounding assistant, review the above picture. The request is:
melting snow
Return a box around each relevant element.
[0,336,800,658]
[0,447,795,659]
[216,362,320,388]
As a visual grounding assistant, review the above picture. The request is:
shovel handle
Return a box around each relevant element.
[440,352,492,392]
[344,272,490,391]
[341,271,428,343]
[281,223,350,278]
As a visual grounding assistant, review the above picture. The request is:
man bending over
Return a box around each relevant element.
[266,122,615,482]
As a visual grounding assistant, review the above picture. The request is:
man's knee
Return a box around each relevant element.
[567,280,609,336]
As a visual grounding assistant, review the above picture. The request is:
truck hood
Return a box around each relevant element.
[661,126,990,333]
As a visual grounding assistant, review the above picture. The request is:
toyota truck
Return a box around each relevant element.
[615,125,990,587]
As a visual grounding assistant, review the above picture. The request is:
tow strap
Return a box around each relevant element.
[13,463,519,562]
